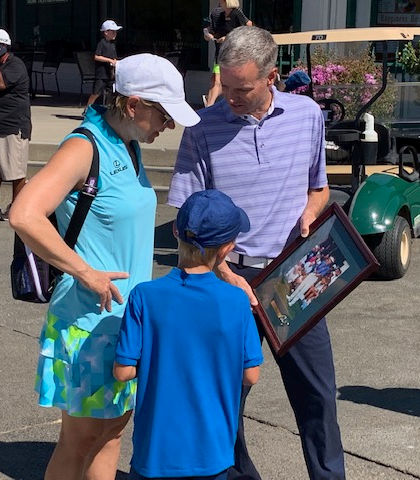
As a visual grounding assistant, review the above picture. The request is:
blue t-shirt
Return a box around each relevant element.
[115,268,263,477]
[49,105,157,333]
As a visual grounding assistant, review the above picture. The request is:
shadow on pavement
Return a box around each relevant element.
[0,441,54,479]
[154,221,177,250]
[54,114,84,121]
[337,385,420,417]
[31,92,83,108]
[0,441,128,479]
[154,253,178,267]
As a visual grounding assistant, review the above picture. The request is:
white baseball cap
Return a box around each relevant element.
[0,29,11,46]
[100,20,123,31]
[115,53,200,127]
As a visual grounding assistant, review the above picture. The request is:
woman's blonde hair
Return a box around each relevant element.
[178,238,220,267]
[225,0,240,8]
[109,93,130,120]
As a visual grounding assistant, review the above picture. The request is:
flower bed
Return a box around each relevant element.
[290,48,398,122]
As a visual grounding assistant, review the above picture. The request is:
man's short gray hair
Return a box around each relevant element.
[218,26,278,77]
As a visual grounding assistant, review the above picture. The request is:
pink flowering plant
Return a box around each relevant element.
[291,48,397,121]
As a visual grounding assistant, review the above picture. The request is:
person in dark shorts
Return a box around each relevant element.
[0,28,31,220]
[86,19,122,110]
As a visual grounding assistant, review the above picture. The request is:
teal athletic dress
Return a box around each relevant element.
[35,105,157,418]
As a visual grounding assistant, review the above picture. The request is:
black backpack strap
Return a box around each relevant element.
[63,127,100,249]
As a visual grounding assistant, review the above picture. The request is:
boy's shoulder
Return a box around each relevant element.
[130,270,250,308]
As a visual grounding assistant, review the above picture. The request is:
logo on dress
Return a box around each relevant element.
[110,159,128,175]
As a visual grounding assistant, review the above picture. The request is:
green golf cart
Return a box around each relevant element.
[273,27,420,279]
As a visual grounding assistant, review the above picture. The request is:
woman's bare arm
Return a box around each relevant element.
[9,137,129,312]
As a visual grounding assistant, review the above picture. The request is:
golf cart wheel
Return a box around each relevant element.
[366,216,412,280]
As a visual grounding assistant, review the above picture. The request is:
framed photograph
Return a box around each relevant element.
[250,203,379,359]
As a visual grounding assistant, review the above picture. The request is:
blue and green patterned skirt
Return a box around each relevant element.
[35,311,136,418]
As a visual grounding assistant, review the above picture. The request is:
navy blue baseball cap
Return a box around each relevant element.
[176,189,250,251]
[284,70,311,92]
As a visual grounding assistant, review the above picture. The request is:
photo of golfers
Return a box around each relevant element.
[285,239,349,310]
[254,220,354,343]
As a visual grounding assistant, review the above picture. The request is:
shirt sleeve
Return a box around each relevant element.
[1,59,26,88]
[167,125,211,208]
[208,9,216,35]
[95,39,105,56]
[243,300,264,369]
[308,105,328,190]
[233,8,250,26]
[115,290,143,366]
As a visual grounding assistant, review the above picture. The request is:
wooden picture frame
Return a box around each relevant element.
[250,203,379,359]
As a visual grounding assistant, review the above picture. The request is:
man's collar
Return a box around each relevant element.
[223,87,285,123]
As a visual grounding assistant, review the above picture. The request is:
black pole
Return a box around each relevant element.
[355,40,388,127]
[306,43,313,98]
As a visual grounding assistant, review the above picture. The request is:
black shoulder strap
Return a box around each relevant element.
[63,127,100,249]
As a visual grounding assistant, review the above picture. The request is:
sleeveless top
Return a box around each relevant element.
[49,105,157,333]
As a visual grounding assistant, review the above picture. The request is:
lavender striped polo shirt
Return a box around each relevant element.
[168,88,327,258]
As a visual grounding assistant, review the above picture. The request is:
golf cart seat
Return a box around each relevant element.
[325,120,392,164]
[328,185,352,212]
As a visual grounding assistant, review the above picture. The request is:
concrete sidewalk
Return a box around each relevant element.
[26,98,186,204]
[1,98,419,479]
[30,101,185,151]
[1,204,420,479]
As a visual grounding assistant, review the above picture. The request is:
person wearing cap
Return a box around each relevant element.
[85,19,123,110]
[9,53,199,480]
[0,28,31,221]
[168,26,345,480]
[114,189,263,480]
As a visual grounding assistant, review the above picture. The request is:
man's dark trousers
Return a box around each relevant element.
[227,264,345,480]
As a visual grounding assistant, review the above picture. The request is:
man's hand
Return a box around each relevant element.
[300,187,330,238]
[216,261,258,306]
[300,210,317,238]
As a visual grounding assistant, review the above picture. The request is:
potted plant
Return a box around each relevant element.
[398,41,420,78]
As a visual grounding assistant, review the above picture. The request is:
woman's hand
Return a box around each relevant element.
[77,268,130,312]
[216,261,258,306]
[203,28,214,42]
[216,36,226,43]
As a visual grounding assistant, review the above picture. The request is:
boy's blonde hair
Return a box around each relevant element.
[178,238,221,267]
[225,0,240,8]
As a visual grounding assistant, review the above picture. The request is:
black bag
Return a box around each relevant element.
[10,128,100,303]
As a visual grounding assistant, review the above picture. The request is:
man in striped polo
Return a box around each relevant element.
[168,26,345,480]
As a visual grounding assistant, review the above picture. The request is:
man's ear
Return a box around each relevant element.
[267,67,278,87]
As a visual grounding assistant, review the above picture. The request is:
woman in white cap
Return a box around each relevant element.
[10,54,200,480]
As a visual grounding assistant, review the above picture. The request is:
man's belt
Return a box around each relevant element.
[226,252,273,269]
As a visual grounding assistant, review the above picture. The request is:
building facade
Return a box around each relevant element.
[1,0,418,100]
[2,1,419,63]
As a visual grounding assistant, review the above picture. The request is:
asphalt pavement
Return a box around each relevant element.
[0,100,419,479]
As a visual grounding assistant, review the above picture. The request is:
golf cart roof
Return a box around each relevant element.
[272,27,420,46]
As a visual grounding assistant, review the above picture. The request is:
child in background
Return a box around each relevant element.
[85,19,122,110]
[114,189,263,480]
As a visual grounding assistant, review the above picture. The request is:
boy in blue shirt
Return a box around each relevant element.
[114,189,263,480]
